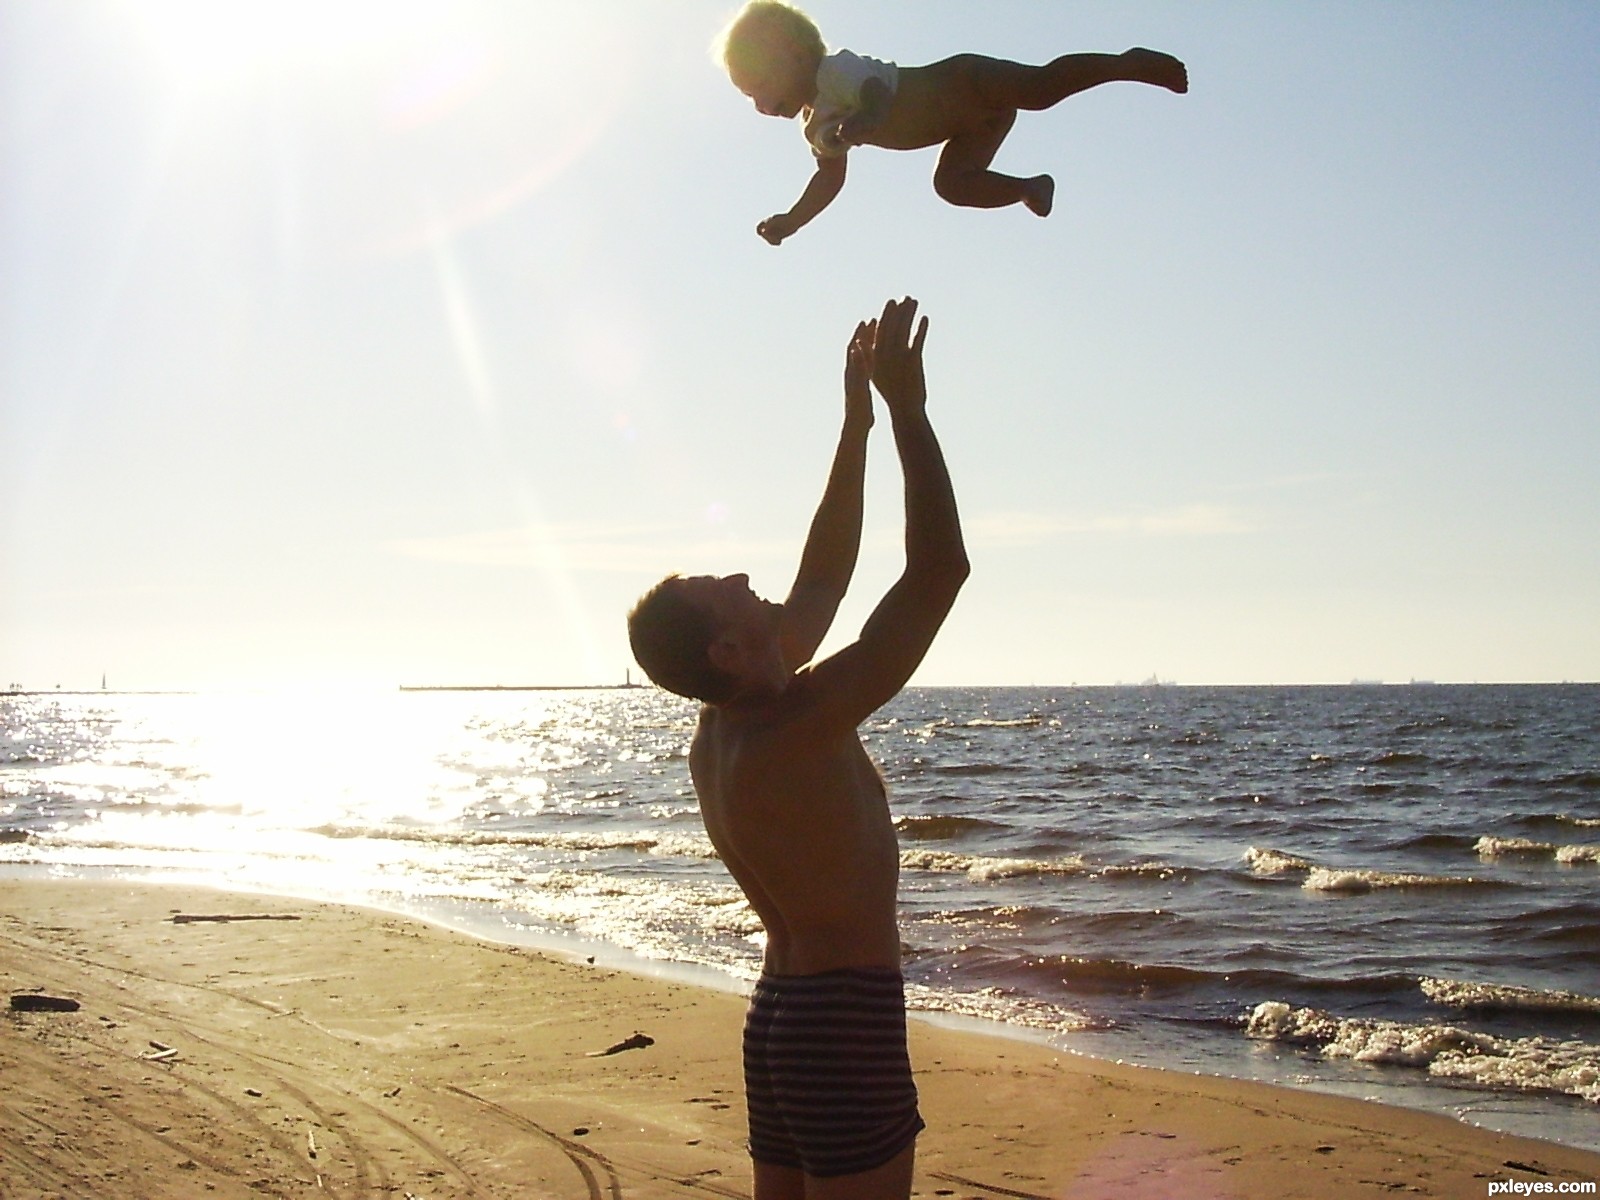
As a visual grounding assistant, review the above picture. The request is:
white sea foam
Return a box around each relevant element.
[1302,866,1485,892]
[899,848,1089,881]
[303,823,720,859]
[1421,977,1600,1015]
[1244,846,1315,876]
[904,981,1101,1034]
[1246,848,1481,891]
[1475,835,1600,864]
[645,832,720,860]
[1247,1001,1600,1103]
[1475,836,1555,857]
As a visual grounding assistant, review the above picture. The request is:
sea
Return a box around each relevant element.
[3,683,1597,1152]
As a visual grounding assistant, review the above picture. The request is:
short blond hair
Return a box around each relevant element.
[627,575,738,704]
[715,1,826,78]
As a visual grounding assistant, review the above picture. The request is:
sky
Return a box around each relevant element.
[3,1,1598,691]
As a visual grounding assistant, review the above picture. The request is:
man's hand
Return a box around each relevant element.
[845,319,876,429]
[869,297,929,414]
[802,297,966,728]
[757,213,798,245]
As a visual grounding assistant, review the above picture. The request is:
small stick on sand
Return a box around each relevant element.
[9,993,81,1012]
[585,1032,654,1057]
[170,913,302,924]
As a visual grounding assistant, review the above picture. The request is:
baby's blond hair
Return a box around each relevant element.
[715,1,826,77]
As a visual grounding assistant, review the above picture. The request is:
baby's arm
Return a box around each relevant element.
[758,154,847,246]
[834,77,892,147]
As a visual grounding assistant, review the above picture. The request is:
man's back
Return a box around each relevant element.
[690,675,903,975]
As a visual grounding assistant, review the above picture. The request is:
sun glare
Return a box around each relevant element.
[124,0,446,89]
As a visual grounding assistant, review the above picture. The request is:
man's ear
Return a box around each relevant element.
[706,634,742,677]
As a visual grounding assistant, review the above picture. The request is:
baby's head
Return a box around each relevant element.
[717,1,825,119]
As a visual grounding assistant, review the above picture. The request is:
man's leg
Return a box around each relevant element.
[805,1141,916,1200]
[747,977,806,1199]
[754,1160,807,1200]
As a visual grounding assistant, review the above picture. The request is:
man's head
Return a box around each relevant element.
[628,573,786,704]
[716,0,824,119]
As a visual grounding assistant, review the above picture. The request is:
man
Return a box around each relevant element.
[627,297,967,1200]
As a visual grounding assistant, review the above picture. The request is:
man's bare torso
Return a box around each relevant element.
[689,677,903,976]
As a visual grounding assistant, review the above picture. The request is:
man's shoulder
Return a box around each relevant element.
[700,673,836,738]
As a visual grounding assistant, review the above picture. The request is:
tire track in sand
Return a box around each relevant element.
[443,1083,751,1199]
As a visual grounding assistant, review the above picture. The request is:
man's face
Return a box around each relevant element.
[681,573,780,635]
[678,574,784,690]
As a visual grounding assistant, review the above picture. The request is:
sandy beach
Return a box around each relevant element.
[2,880,1595,1199]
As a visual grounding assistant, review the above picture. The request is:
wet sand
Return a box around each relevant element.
[3,880,1595,1198]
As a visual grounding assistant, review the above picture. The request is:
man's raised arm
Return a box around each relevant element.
[779,320,876,672]
[810,297,969,723]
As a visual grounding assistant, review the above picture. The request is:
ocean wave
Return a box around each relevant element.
[1476,835,1553,857]
[305,823,720,859]
[967,951,1420,1003]
[927,762,1027,777]
[1246,1001,1600,1103]
[1550,772,1600,793]
[1389,832,1480,854]
[960,716,1044,729]
[1475,835,1600,864]
[1302,866,1491,893]
[1244,846,1492,892]
[1095,861,1197,882]
[1366,751,1433,769]
[1051,956,1216,994]
[1421,977,1600,1016]
[899,849,1089,881]
[899,848,1195,884]
[894,814,1009,841]
[1244,846,1315,876]
[903,981,1101,1034]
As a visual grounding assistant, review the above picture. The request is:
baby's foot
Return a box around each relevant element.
[1023,175,1055,218]
[1122,47,1188,94]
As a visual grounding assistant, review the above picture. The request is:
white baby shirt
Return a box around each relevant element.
[804,49,899,157]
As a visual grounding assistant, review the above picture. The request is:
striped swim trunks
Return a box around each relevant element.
[742,967,925,1178]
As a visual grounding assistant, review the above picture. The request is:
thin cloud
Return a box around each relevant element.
[387,523,796,573]
[965,504,1253,547]
[1214,470,1344,497]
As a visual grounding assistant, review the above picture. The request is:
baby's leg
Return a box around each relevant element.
[932,110,1053,216]
[965,50,1187,111]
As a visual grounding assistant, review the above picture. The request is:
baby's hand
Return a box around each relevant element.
[757,214,796,246]
[816,122,850,156]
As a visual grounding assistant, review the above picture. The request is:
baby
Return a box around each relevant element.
[717,1,1188,245]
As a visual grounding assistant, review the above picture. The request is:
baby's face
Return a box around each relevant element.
[729,32,815,118]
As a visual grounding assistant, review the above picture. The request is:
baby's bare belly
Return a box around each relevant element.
[868,59,1004,150]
